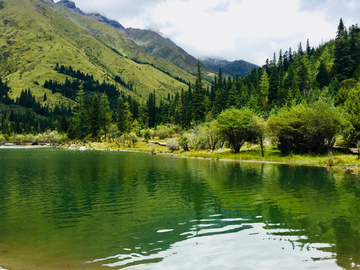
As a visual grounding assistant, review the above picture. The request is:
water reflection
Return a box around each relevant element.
[0,149,359,269]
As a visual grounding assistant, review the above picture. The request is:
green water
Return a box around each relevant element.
[0,149,360,270]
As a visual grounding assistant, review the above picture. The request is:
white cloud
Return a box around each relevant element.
[60,0,358,65]
[150,0,336,64]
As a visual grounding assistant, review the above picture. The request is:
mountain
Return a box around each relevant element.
[201,58,259,77]
[0,0,197,108]
[56,0,215,79]
[57,0,125,31]
[120,28,215,79]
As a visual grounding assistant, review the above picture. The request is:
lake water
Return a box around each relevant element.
[0,149,359,270]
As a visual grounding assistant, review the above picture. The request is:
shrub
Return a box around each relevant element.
[166,138,179,152]
[155,124,175,139]
[178,135,190,151]
[268,101,349,155]
[128,132,138,148]
[141,129,154,141]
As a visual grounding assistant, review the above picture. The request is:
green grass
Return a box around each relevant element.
[57,139,360,171]
[176,144,360,170]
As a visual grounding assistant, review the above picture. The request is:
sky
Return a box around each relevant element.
[56,0,360,66]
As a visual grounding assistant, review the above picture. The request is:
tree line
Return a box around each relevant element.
[2,18,360,155]
[0,78,72,137]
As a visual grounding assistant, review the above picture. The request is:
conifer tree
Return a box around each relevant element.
[180,89,190,128]
[187,82,193,123]
[193,59,206,122]
[298,42,304,56]
[259,70,269,111]
[174,92,182,125]
[91,94,100,138]
[306,39,312,58]
[316,62,331,89]
[298,61,309,95]
[284,63,297,96]
[123,101,133,133]
[349,24,360,76]
[99,93,112,139]
[117,97,126,134]
[334,18,352,81]
[226,83,240,108]
[147,91,156,128]
[70,90,89,139]
[268,65,279,106]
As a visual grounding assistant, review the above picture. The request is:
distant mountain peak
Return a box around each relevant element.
[201,58,259,77]
[57,0,125,30]
[57,0,83,14]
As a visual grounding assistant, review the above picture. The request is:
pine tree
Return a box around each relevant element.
[298,61,309,95]
[123,101,133,133]
[316,62,331,89]
[180,89,190,128]
[213,87,228,116]
[71,90,89,139]
[91,94,100,138]
[187,82,193,123]
[298,42,304,56]
[268,65,279,106]
[147,91,157,128]
[117,97,126,134]
[226,82,240,108]
[306,39,312,58]
[334,18,352,81]
[172,92,181,125]
[259,70,269,111]
[99,93,112,139]
[192,60,206,122]
[349,24,360,76]
[157,99,169,124]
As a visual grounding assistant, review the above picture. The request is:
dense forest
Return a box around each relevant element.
[1,19,360,155]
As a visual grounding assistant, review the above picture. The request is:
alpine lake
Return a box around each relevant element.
[0,148,360,270]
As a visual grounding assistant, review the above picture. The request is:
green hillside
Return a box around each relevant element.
[55,0,215,80]
[0,0,197,107]
[121,28,216,79]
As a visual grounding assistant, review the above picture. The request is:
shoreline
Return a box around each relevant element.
[56,142,360,172]
[0,145,55,150]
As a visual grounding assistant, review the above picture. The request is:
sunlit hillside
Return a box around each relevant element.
[0,0,198,107]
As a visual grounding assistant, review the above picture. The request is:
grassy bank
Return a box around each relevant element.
[57,140,360,171]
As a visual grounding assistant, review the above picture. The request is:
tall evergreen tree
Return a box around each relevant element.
[306,39,312,58]
[99,93,112,139]
[147,91,157,128]
[123,101,133,133]
[226,82,240,108]
[333,18,352,81]
[179,89,191,128]
[192,59,206,122]
[316,62,331,89]
[259,70,270,111]
[187,82,193,124]
[91,94,100,138]
[69,90,89,139]
[298,42,304,56]
[117,97,126,134]
[349,24,360,76]
[268,65,279,106]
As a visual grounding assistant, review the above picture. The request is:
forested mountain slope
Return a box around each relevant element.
[120,28,215,78]
[0,0,196,108]
[56,0,216,80]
